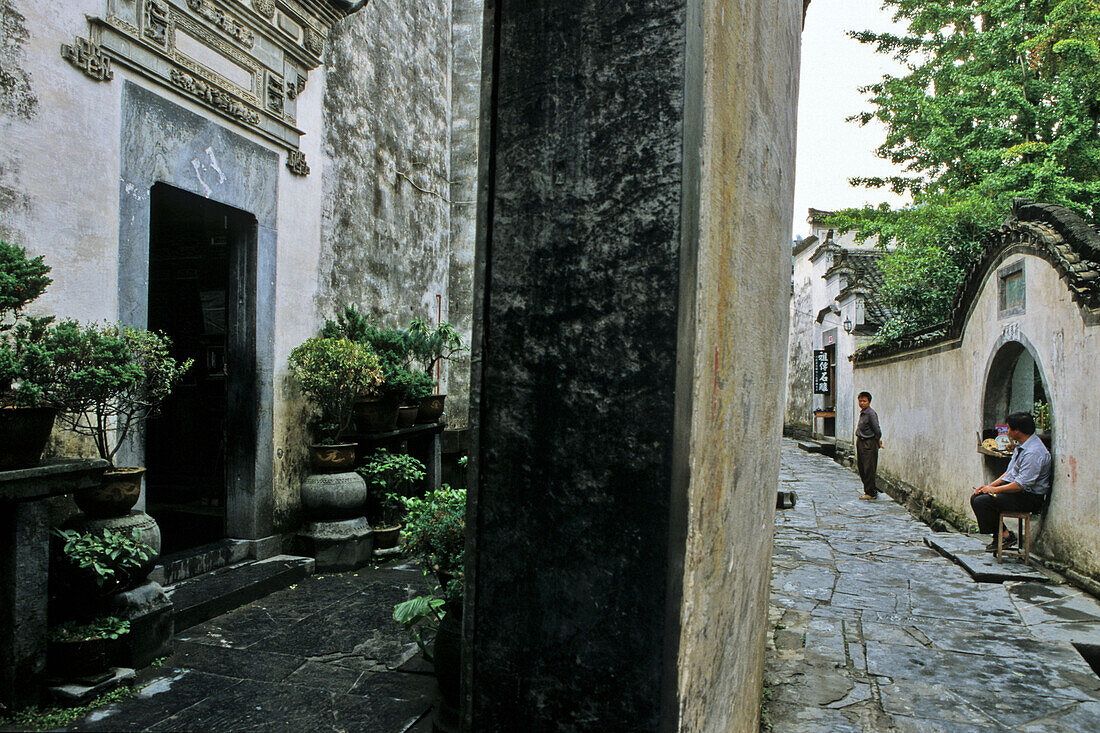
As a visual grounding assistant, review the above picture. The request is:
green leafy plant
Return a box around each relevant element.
[406,317,465,381]
[388,365,434,406]
[48,616,130,643]
[0,685,133,731]
[358,449,426,526]
[46,322,192,466]
[0,241,57,406]
[402,484,466,591]
[393,594,446,661]
[52,527,154,595]
[0,240,51,325]
[829,0,1100,342]
[1032,401,1052,433]
[288,335,382,442]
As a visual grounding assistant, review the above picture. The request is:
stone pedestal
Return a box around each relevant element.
[295,472,372,571]
[297,517,373,572]
[110,581,173,668]
[0,459,108,709]
[467,1,802,729]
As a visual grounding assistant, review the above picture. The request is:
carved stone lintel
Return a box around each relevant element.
[186,0,255,48]
[286,150,310,176]
[61,37,114,82]
[252,0,276,19]
[303,28,324,57]
[267,74,285,115]
[144,0,170,46]
[170,68,260,125]
[286,74,306,100]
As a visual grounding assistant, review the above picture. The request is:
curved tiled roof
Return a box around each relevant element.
[853,202,1100,363]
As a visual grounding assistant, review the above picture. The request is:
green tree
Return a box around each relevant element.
[830,0,1100,339]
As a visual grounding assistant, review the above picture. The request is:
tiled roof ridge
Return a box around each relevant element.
[853,202,1100,363]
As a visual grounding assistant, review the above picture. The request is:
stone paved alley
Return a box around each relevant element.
[61,562,434,732]
[767,438,1100,731]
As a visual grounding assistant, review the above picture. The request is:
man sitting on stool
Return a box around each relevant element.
[971,411,1051,551]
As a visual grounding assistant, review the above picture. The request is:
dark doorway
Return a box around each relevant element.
[146,183,257,554]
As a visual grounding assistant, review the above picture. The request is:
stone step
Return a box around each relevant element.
[165,555,315,632]
[797,439,829,454]
[153,538,253,586]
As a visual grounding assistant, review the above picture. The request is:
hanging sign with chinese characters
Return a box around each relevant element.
[813,350,830,394]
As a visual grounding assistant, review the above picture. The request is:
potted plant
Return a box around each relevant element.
[406,317,465,423]
[289,335,382,470]
[392,366,434,428]
[46,616,130,682]
[0,240,57,470]
[44,321,191,516]
[321,307,410,433]
[357,448,426,549]
[51,526,156,601]
[394,483,466,716]
[47,526,153,681]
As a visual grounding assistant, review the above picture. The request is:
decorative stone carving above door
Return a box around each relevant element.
[60,1,367,174]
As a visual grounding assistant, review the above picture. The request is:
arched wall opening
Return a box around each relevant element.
[980,339,1053,480]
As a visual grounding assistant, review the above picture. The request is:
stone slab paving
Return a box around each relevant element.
[64,561,436,732]
[767,438,1100,731]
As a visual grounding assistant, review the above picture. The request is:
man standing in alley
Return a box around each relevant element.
[971,412,1051,550]
[856,391,883,499]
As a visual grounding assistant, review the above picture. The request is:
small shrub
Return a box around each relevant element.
[48,616,130,642]
[52,527,154,594]
[288,336,382,442]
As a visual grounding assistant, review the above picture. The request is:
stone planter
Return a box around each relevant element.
[0,406,56,470]
[372,525,401,550]
[46,635,119,683]
[415,394,445,424]
[309,443,356,473]
[354,398,398,433]
[74,467,145,518]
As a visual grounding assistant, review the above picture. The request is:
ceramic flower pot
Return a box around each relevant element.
[310,443,356,472]
[0,405,57,470]
[74,467,145,518]
[415,394,445,424]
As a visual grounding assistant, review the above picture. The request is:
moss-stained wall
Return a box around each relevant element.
[320,0,452,339]
[675,1,803,730]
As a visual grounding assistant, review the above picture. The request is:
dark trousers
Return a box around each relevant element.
[970,491,1045,535]
[856,437,879,496]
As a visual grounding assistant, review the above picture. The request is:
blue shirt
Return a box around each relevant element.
[1004,434,1052,496]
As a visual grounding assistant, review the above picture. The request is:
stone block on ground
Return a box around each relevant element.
[48,667,134,706]
[925,534,1051,583]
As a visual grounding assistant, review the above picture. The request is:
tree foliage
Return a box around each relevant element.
[830,0,1100,339]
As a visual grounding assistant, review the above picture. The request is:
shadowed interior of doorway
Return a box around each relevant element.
[146,183,257,555]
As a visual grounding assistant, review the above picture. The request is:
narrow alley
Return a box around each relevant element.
[767,438,1100,731]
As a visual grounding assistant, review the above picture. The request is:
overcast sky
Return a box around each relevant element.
[791,0,908,238]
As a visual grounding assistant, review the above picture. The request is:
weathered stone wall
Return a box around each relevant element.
[674,2,802,730]
[786,248,815,431]
[855,251,1100,579]
[319,0,452,351]
[467,0,802,728]
[444,0,482,431]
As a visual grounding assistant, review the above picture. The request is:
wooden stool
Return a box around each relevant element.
[996,511,1032,563]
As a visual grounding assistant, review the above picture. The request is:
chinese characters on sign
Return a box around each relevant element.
[813,350,830,394]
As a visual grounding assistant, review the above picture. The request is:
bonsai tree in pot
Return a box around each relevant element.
[0,240,58,469]
[357,448,426,548]
[46,321,192,516]
[406,317,465,423]
[288,335,382,470]
[322,306,420,432]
